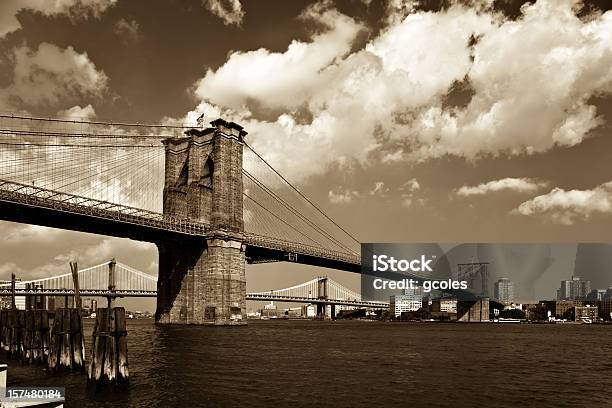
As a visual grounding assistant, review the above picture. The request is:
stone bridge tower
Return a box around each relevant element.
[156,118,247,325]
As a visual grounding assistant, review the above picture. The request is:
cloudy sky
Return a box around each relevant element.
[0,0,611,306]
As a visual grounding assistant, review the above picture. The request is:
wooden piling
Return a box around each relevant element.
[22,310,33,361]
[70,261,81,309]
[107,259,116,308]
[0,310,7,351]
[48,308,85,372]
[88,307,129,390]
[22,310,51,364]
[7,309,25,359]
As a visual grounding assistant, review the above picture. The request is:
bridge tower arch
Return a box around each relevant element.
[156,119,247,325]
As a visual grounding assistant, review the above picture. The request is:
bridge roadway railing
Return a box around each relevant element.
[0,288,158,297]
[0,179,361,265]
[0,179,210,235]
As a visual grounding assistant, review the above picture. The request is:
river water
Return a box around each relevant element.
[4,320,611,407]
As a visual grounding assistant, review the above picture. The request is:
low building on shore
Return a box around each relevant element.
[431,297,457,313]
[390,291,423,318]
[541,300,585,319]
[573,305,598,322]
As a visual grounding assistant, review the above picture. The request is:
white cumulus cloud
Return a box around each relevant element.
[57,104,97,120]
[184,0,612,185]
[114,18,140,42]
[203,0,245,26]
[195,3,363,111]
[4,42,108,108]
[515,182,612,225]
[457,177,547,197]
[328,188,360,204]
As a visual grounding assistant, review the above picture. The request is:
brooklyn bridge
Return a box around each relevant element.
[0,113,380,325]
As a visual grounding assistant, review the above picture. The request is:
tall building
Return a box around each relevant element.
[586,289,606,301]
[494,278,513,304]
[558,276,591,300]
[494,278,514,305]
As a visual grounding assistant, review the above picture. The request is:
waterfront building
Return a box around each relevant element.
[558,276,591,300]
[333,304,356,317]
[302,304,316,318]
[542,300,585,319]
[573,305,598,322]
[494,278,514,305]
[284,307,303,318]
[431,297,457,313]
[390,288,423,317]
[260,301,280,318]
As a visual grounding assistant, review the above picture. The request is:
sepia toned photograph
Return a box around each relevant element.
[0,0,610,407]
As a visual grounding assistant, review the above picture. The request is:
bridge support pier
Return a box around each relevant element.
[155,237,246,325]
[316,303,326,318]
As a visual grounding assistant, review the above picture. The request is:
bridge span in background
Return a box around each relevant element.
[0,261,388,309]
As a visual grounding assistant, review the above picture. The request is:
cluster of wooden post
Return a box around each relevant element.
[0,308,83,370]
[0,259,129,392]
[0,309,51,362]
[87,307,129,390]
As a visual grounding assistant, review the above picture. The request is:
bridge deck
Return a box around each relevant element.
[0,179,360,271]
